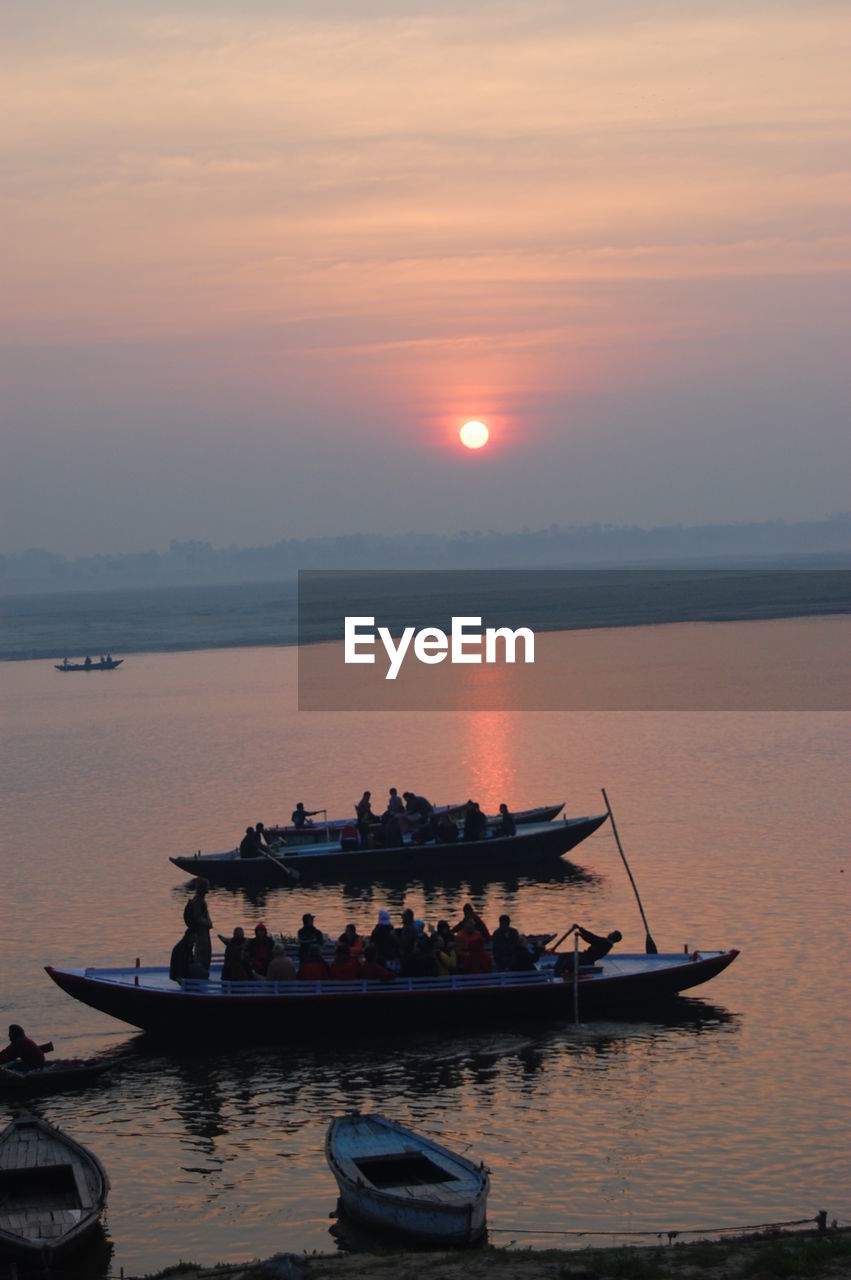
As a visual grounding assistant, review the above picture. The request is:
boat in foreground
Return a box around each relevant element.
[326,1113,489,1246]
[45,948,738,1041]
[0,1113,109,1263]
[170,814,608,886]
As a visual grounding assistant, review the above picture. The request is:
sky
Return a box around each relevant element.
[1,0,849,556]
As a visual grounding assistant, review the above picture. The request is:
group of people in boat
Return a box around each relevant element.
[170,886,621,985]
[236,789,518,857]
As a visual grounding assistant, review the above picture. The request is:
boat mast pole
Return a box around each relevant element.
[601,788,658,954]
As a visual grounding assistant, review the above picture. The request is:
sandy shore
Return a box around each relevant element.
[139,1226,851,1280]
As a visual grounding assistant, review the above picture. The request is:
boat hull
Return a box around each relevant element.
[170,814,608,886]
[0,1060,110,1096]
[45,950,738,1043]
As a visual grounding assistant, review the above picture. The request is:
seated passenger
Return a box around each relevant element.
[299,944,331,981]
[220,927,252,981]
[360,943,396,982]
[239,826,263,858]
[0,1024,46,1072]
[396,908,419,973]
[409,934,440,978]
[382,813,404,848]
[329,943,361,981]
[553,924,623,976]
[170,929,196,983]
[495,803,516,837]
[436,812,459,843]
[265,942,297,982]
[432,931,457,977]
[451,902,491,940]
[462,800,488,842]
[337,923,363,958]
[370,908,398,963]
[245,922,275,975]
[510,934,539,971]
[458,929,493,975]
[297,912,325,961]
[491,914,520,971]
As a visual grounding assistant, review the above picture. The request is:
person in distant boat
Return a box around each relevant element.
[187,878,213,975]
[265,942,297,982]
[0,1025,46,1072]
[297,912,324,961]
[553,924,623,977]
[491,914,520,971]
[382,787,405,820]
[403,792,434,827]
[254,822,270,848]
[292,802,321,829]
[462,800,488,842]
[355,791,376,846]
[84,655,92,668]
[496,803,516,837]
[239,826,263,858]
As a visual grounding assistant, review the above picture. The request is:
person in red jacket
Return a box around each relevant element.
[329,944,361,981]
[360,943,396,982]
[451,902,491,940]
[458,930,493,975]
[0,1024,46,1072]
[298,945,331,981]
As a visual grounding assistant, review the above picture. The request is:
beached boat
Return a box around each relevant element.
[0,1058,112,1097]
[45,948,738,1041]
[55,657,123,672]
[268,802,565,846]
[326,1113,489,1246]
[170,814,608,886]
[0,1113,109,1264]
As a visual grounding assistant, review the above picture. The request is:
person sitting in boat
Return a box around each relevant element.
[381,811,404,848]
[254,822,271,848]
[510,934,540,971]
[462,800,488,842]
[298,944,331,981]
[402,791,435,837]
[265,942,297,982]
[337,923,364,959]
[239,825,263,858]
[431,929,457,977]
[553,924,623,976]
[245,922,275,975]
[297,912,325,961]
[495,803,516,837]
[491,914,521,971]
[329,943,361,981]
[436,811,459,843]
[370,908,398,963]
[409,933,441,978]
[451,902,491,940]
[381,787,405,820]
[170,928,197,983]
[396,907,419,974]
[0,1025,46,1072]
[220,927,252,982]
[291,802,320,829]
[456,927,493,975]
[360,943,396,982]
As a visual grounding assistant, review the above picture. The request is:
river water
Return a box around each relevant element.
[0,628,849,1275]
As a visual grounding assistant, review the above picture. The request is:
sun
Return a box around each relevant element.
[459,420,489,450]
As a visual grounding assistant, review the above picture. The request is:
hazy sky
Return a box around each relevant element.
[2,1,849,555]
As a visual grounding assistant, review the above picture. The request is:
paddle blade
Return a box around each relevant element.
[645,934,658,955]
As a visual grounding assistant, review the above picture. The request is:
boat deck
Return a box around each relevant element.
[0,1118,104,1251]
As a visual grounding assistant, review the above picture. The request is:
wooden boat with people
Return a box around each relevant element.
[0,1113,109,1263]
[54,656,123,671]
[326,1113,489,1246]
[268,802,566,846]
[45,947,738,1041]
[170,814,608,887]
[0,1057,113,1097]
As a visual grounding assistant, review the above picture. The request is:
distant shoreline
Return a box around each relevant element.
[0,567,848,662]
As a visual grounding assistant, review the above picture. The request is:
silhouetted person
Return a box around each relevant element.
[553,924,623,976]
[0,1024,46,1072]
[496,803,516,837]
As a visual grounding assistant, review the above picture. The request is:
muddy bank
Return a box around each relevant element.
[140,1226,851,1280]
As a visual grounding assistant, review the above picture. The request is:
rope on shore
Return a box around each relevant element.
[489,1212,830,1243]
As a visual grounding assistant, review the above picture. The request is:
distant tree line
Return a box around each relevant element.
[1,516,848,595]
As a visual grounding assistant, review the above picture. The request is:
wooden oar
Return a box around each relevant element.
[258,846,300,882]
[601,787,658,954]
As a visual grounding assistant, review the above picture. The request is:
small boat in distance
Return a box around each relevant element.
[0,1113,109,1264]
[326,1113,489,1246]
[55,654,123,671]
